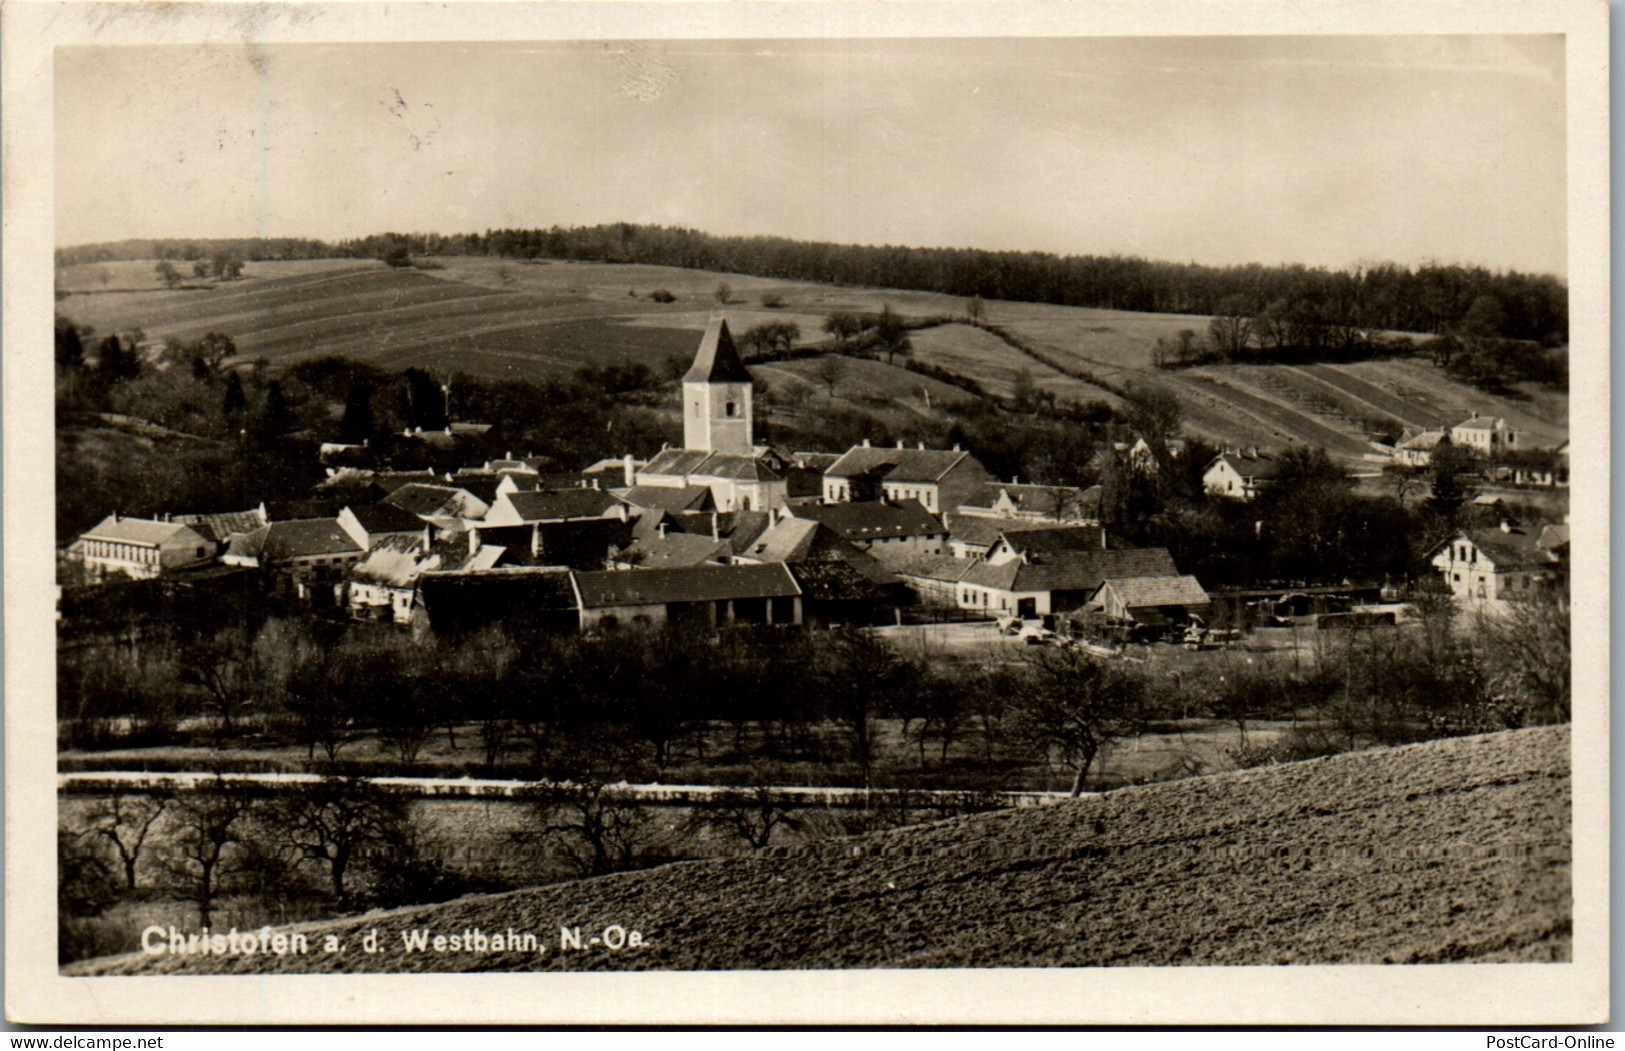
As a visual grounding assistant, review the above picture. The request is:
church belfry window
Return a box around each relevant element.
[725,401,736,417]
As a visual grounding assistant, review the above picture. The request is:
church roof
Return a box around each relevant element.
[683,316,753,384]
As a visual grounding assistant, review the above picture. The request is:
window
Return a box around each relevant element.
[725,401,736,417]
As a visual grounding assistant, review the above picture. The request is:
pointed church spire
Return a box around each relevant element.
[684,315,752,384]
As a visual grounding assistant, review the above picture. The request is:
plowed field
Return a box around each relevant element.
[73,725,1570,975]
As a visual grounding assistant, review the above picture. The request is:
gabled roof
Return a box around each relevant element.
[1097,575,1211,609]
[683,316,753,384]
[618,532,731,569]
[1206,451,1284,480]
[230,519,363,561]
[993,524,1109,556]
[791,499,946,541]
[1455,526,1554,570]
[349,534,432,587]
[791,451,843,472]
[962,547,1180,595]
[573,562,800,609]
[960,482,1098,514]
[383,483,477,519]
[500,488,624,522]
[417,567,579,631]
[1397,430,1448,451]
[692,453,782,482]
[346,502,429,536]
[744,517,822,562]
[948,516,1075,551]
[641,448,715,477]
[1537,524,1570,551]
[893,554,976,584]
[623,485,716,514]
[825,445,979,484]
[449,472,503,505]
[173,508,266,544]
[1453,415,1504,431]
[78,515,207,547]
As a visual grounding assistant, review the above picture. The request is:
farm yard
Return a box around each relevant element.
[69,724,1571,975]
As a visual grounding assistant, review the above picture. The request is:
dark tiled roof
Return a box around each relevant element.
[683,316,753,384]
[347,502,429,535]
[825,446,980,484]
[723,510,772,553]
[947,515,1069,550]
[449,473,503,505]
[959,483,1100,516]
[502,488,624,522]
[791,500,946,541]
[1208,452,1284,480]
[791,451,843,471]
[417,568,579,634]
[174,508,266,544]
[641,448,715,477]
[962,548,1179,594]
[231,519,363,561]
[618,533,731,569]
[574,563,800,609]
[1462,527,1553,570]
[893,554,976,584]
[383,484,471,518]
[693,453,782,482]
[624,485,716,514]
[993,524,1109,556]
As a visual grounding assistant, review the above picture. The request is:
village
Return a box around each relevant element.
[60,316,1568,649]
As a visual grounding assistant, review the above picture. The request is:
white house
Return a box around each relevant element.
[66,515,216,582]
[1429,523,1563,603]
[1449,413,1519,456]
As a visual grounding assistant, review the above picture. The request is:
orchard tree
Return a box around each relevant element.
[1011,646,1148,796]
[78,791,172,891]
[155,261,182,289]
[265,776,411,904]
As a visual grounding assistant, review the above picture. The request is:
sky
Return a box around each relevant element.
[55,35,1568,276]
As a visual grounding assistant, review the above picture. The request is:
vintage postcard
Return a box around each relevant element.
[5,0,1608,1026]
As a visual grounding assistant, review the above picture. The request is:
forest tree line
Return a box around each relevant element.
[58,223,1566,345]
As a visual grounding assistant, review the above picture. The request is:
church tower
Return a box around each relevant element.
[682,316,753,455]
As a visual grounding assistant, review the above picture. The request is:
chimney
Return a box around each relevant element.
[1012,476,1020,486]
[658,522,668,541]
[917,441,925,451]
[953,443,961,452]
[623,453,635,488]
[896,439,905,450]
[862,438,871,448]
[1500,520,1512,533]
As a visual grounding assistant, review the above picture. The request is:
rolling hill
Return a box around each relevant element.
[57,258,1567,458]
[72,724,1570,975]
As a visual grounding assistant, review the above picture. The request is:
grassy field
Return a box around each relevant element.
[70,724,1571,974]
[56,257,1567,455]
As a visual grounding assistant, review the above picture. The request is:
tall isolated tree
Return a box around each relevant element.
[265,776,411,904]
[822,311,862,349]
[874,304,913,365]
[160,776,258,928]
[339,381,376,443]
[155,261,182,290]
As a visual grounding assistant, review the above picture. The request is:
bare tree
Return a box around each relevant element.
[264,776,410,905]
[1011,647,1148,796]
[685,783,804,851]
[519,780,662,878]
[79,790,172,891]
[160,777,259,927]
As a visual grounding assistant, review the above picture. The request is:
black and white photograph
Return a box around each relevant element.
[5,0,1609,1027]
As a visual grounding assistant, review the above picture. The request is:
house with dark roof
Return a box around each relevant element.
[222,518,366,602]
[573,562,802,633]
[788,499,948,566]
[346,531,508,624]
[1203,450,1283,501]
[172,505,268,546]
[822,440,990,515]
[382,482,490,524]
[1393,429,1449,468]
[787,560,893,628]
[947,516,1094,561]
[622,484,717,515]
[1088,575,1212,626]
[483,487,629,527]
[414,567,580,638]
[67,515,218,582]
[1429,523,1566,603]
[476,518,634,571]
[893,554,977,610]
[610,530,732,570]
[957,546,1181,619]
[337,503,431,551]
[735,517,894,588]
